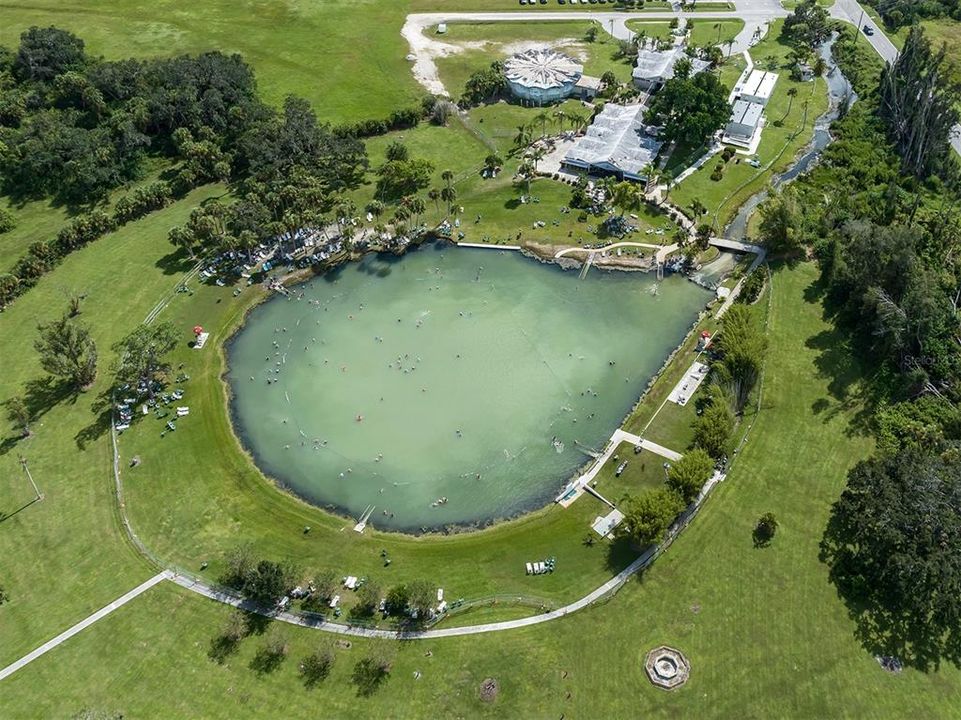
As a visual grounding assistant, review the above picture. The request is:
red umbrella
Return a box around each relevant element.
[193,325,204,336]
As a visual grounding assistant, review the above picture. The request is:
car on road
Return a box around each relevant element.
[863,25,875,36]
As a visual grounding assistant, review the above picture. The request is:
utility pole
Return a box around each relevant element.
[18,455,43,501]
[854,8,865,46]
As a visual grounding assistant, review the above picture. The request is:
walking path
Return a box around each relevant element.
[709,238,766,317]
[168,553,657,639]
[458,242,521,250]
[0,571,170,682]
[554,240,662,258]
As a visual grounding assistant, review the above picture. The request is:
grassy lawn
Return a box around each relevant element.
[4,3,961,715]
[688,19,745,47]
[5,263,961,718]
[353,105,678,247]
[0,159,172,270]
[624,21,677,43]
[663,54,747,177]
[593,440,669,504]
[921,19,961,85]
[671,20,831,230]
[0,182,227,668]
[0,196,74,270]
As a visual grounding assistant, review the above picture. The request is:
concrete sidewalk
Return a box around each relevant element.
[0,571,170,682]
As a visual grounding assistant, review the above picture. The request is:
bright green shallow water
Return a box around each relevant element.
[227,245,709,531]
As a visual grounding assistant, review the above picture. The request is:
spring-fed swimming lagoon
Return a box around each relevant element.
[227,245,710,531]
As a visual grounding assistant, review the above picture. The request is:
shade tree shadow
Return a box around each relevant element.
[154,247,195,276]
[74,387,116,450]
[605,535,641,577]
[820,509,961,671]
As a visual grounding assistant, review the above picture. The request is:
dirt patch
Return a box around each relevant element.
[479,677,499,702]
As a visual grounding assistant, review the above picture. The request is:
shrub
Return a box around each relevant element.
[753,512,778,546]
[0,207,15,234]
[738,269,765,304]
[666,448,715,503]
[113,181,173,223]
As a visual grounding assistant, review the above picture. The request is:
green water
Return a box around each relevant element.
[227,245,709,530]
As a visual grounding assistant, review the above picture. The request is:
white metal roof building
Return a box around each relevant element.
[632,46,711,90]
[562,103,663,181]
[725,99,764,139]
[736,69,778,106]
[503,48,584,105]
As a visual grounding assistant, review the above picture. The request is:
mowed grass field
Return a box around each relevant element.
[4,263,961,717]
[0,183,228,667]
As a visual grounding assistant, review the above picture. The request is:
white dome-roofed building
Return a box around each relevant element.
[503,48,584,105]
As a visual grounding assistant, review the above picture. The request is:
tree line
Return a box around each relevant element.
[616,303,765,548]
[758,25,961,666]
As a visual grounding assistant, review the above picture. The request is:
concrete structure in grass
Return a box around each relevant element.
[645,646,691,690]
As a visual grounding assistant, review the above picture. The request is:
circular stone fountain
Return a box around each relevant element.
[644,646,690,690]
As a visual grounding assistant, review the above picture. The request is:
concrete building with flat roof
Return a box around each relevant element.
[562,103,663,181]
[725,99,764,140]
[737,69,778,106]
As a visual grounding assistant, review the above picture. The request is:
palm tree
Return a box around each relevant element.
[785,87,798,117]
[599,176,618,206]
[659,168,674,204]
[441,169,454,191]
[440,185,458,216]
[690,198,707,218]
[428,187,441,214]
[533,110,551,138]
[516,160,536,197]
[568,112,588,133]
[512,124,532,151]
[529,147,546,173]
[393,203,410,224]
[553,109,569,132]
[408,196,427,229]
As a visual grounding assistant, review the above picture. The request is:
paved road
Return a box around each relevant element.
[0,571,170,682]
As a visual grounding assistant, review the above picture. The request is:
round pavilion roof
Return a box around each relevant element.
[503,48,583,90]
